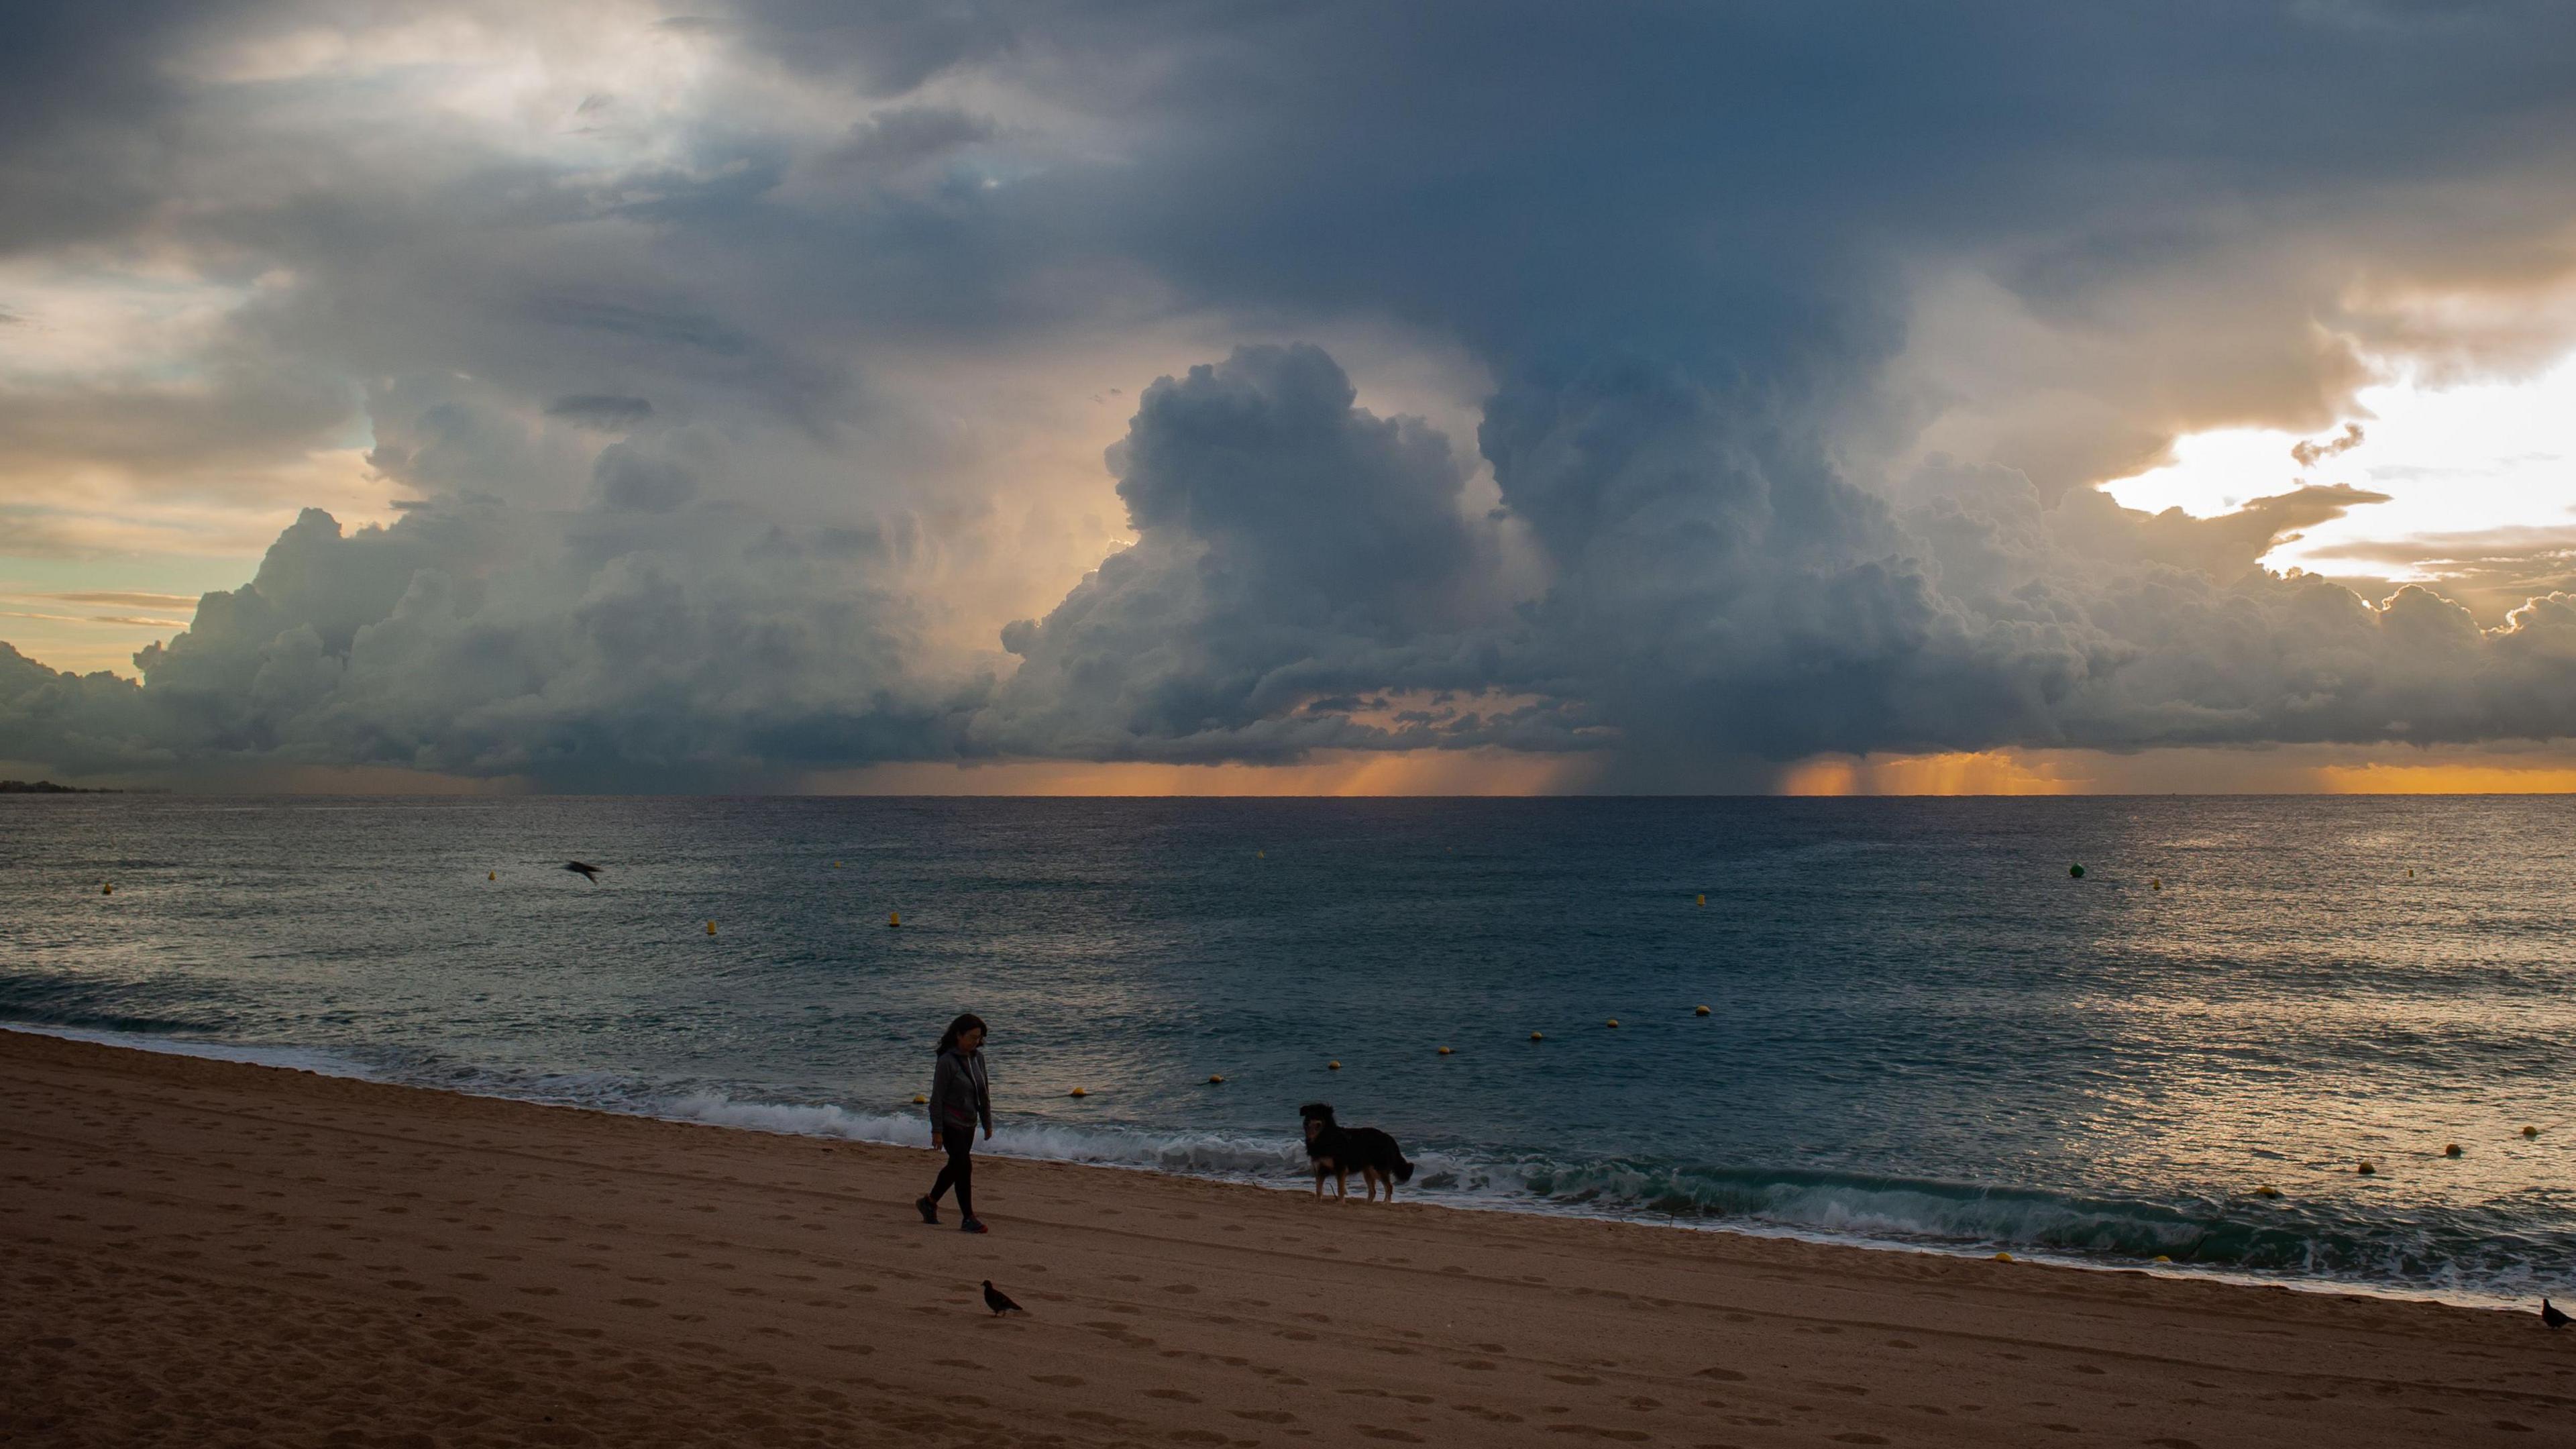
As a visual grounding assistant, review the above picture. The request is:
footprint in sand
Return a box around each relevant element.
[1829,1435,1888,1445]
[1232,1409,1295,1423]
[1143,1389,1201,1403]
[1030,1374,1084,1387]
[1548,1374,1600,1385]
[1542,1428,1648,1442]
[1356,1432,1423,1444]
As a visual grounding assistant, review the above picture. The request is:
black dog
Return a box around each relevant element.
[1299,1103,1414,1202]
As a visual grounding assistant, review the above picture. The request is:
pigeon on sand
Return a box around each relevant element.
[982,1281,1025,1316]
[564,861,602,882]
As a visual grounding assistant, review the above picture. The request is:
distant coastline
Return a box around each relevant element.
[0,780,123,794]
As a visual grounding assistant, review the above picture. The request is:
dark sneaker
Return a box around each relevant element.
[916,1196,938,1225]
[959,1218,989,1234]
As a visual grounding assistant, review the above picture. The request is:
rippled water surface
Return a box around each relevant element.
[6,795,2573,1303]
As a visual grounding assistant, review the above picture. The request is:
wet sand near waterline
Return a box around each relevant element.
[4,1030,2571,1449]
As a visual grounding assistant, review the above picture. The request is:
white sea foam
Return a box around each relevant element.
[655,1089,1307,1177]
[0,1021,380,1080]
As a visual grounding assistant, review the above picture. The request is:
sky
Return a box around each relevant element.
[5,1,2576,793]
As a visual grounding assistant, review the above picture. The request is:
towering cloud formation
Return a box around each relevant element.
[978,345,1548,761]
[5,1,2576,786]
[2,504,971,786]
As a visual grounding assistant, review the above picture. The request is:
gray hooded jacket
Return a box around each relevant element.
[927,1047,990,1135]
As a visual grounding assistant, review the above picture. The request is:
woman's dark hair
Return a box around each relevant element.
[936,1013,988,1055]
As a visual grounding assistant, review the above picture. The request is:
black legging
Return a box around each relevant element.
[928,1124,975,1219]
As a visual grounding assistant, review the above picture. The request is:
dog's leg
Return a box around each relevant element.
[1313,1165,1325,1200]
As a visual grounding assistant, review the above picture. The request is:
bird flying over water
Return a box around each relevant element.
[2546,1298,2571,1330]
[981,1281,1024,1316]
[564,861,602,882]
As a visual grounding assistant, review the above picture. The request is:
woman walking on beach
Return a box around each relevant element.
[918,1013,993,1234]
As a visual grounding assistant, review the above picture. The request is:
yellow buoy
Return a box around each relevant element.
[1437,1046,1453,1056]
[834,861,842,869]
[1695,893,1705,907]
[2356,1160,2375,1175]
[2254,1185,2282,1199]
[1529,1031,1544,1042]
[1695,1004,1711,1016]
[488,871,496,881]
[2444,1143,2462,1157]
[1327,1060,1341,1070]
[2149,877,2161,891]
[2153,1254,2172,1264]
[912,1093,927,1105]
[1605,1018,1619,1028]
[1208,1074,1225,1085]
[1992,1252,2014,1262]
[101,882,113,896]
[706,920,716,936]
[2523,1125,2540,1138]
[889,911,901,928]
[2407,867,2415,878]
[1069,1087,1087,1097]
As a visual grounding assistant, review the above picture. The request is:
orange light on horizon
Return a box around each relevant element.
[804,748,1605,797]
[1774,751,2078,797]
[2311,763,2576,794]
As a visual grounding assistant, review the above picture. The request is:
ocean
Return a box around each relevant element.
[5,794,2571,1306]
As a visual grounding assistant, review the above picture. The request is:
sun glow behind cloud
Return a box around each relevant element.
[2101,352,2576,593]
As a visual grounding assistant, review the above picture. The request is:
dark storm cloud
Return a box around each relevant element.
[978,345,1570,761]
[0,0,260,252]
[544,394,657,429]
[7,1,2576,784]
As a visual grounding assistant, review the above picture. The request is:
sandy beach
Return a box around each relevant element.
[4,1030,2569,1448]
